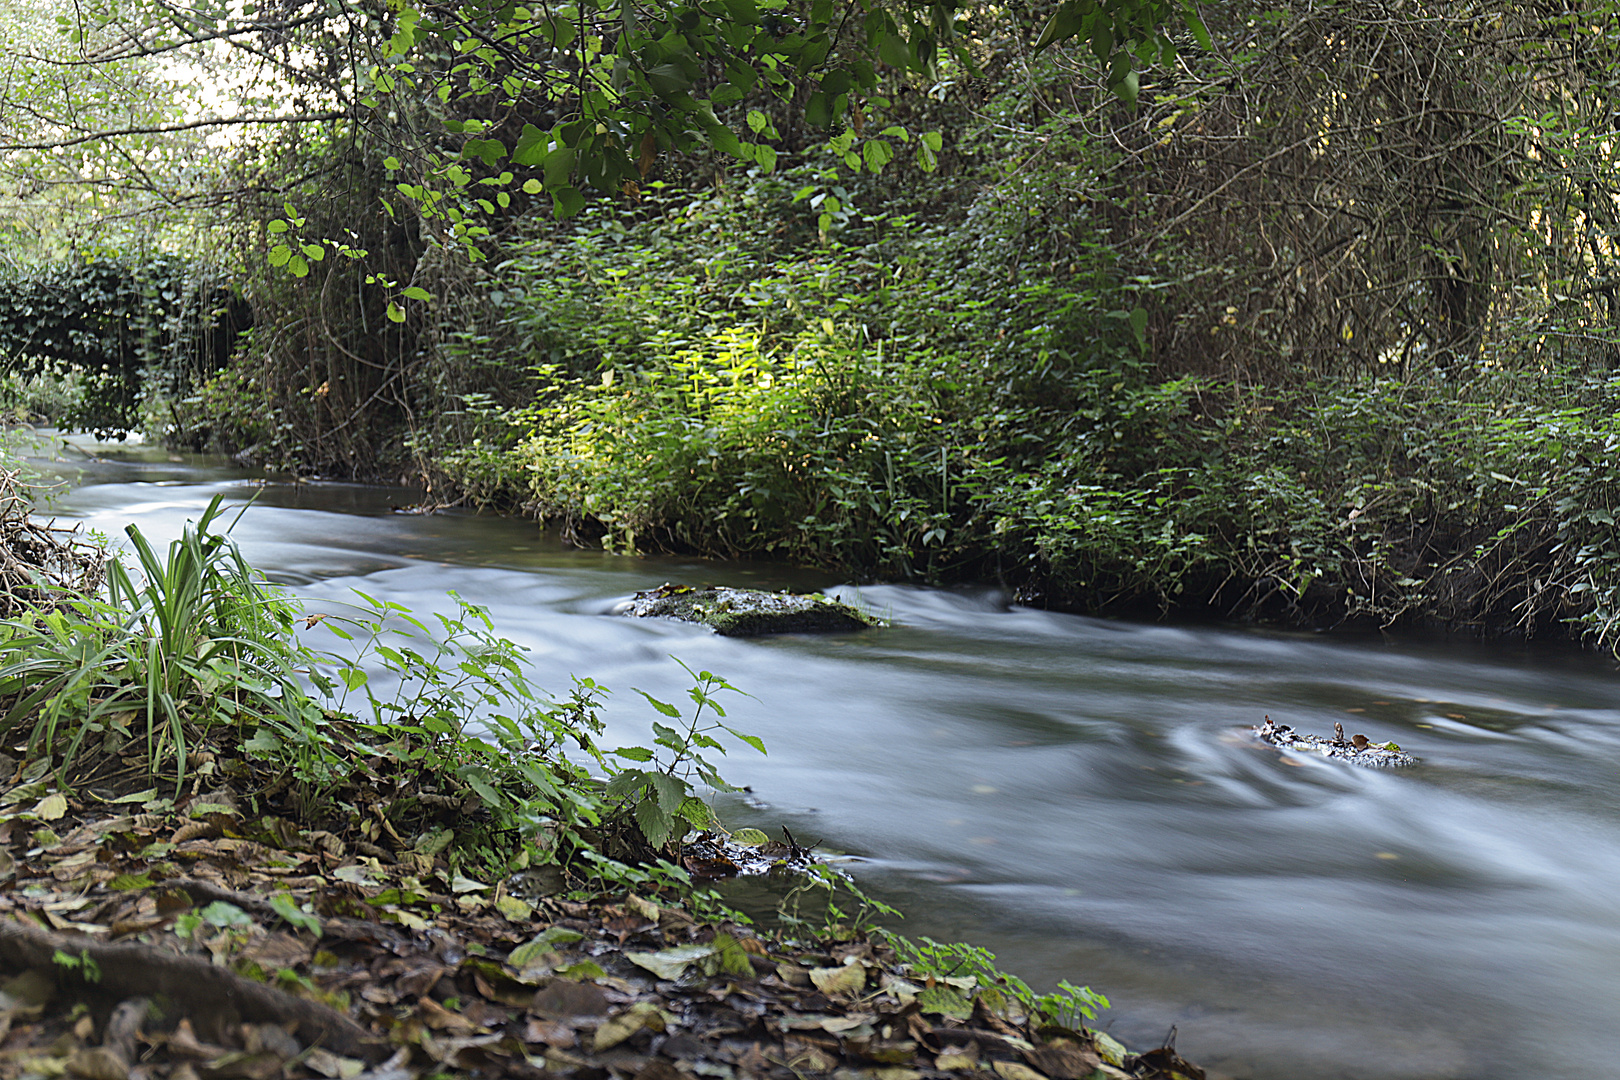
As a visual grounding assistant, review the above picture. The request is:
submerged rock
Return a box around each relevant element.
[624,583,879,637]
[1254,716,1417,767]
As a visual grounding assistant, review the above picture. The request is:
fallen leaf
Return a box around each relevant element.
[627,943,715,981]
[1093,1032,1129,1067]
[303,1048,365,1080]
[522,1018,576,1047]
[992,1061,1049,1080]
[593,1002,667,1052]
[917,984,973,1020]
[495,896,533,922]
[67,1046,129,1080]
[509,926,584,969]
[809,962,866,997]
[530,979,610,1020]
[416,998,485,1035]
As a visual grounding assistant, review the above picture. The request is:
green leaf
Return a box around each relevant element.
[862,139,894,173]
[920,130,944,152]
[731,732,767,755]
[711,125,744,158]
[512,124,548,166]
[401,286,431,302]
[543,147,577,188]
[877,28,910,69]
[754,145,778,172]
[647,63,692,95]
[626,943,716,981]
[268,244,292,268]
[805,92,832,129]
[634,796,673,849]
[510,926,584,968]
[269,893,323,937]
[463,137,507,165]
[265,219,289,234]
[557,959,606,980]
[646,771,686,812]
[1129,306,1148,350]
[523,178,543,194]
[200,901,253,929]
[611,745,655,762]
[1112,65,1140,106]
[1181,2,1213,51]
[635,690,682,718]
[1034,1,1084,52]
[386,301,406,323]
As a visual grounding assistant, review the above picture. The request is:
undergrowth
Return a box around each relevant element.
[0,493,767,890]
[416,175,1620,654]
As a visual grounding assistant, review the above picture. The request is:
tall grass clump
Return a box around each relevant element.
[0,495,325,786]
[0,492,768,883]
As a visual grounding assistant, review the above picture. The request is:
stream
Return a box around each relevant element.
[19,432,1620,1080]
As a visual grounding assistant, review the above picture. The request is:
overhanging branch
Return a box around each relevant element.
[0,110,355,152]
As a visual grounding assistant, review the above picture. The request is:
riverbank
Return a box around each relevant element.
[1,780,1203,1080]
[0,478,1206,1080]
[286,187,1617,659]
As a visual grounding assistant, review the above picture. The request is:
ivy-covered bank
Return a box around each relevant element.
[0,476,1206,1080]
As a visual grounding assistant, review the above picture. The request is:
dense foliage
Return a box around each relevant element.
[9,0,1620,652]
[0,258,245,435]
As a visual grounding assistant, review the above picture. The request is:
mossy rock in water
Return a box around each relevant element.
[625,583,879,637]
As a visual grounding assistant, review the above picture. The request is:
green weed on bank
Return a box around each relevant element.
[0,495,766,887]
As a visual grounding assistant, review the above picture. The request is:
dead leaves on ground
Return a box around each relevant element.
[0,779,1203,1080]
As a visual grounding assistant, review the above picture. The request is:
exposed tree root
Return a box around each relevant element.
[0,916,385,1061]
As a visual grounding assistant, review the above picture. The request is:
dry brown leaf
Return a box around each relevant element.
[782,1037,840,1073]
[172,821,220,844]
[415,997,485,1035]
[530,979,609,1020]
[992,1060,1050,1080]
[521,1017,576,1048]
[166,1018,229,1061]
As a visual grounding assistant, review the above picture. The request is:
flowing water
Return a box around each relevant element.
[21,433,1620,1080]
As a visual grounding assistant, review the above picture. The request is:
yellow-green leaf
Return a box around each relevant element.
[809,962,866,997]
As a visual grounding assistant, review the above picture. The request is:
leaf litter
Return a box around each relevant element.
[0,780,1207,1080]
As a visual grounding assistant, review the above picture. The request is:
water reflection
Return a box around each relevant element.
[18,431,1620,1080]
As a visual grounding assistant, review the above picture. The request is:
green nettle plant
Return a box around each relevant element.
[606,660,765,850]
